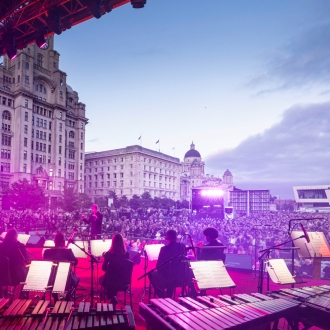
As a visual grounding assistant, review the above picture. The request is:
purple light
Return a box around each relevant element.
[201,189,224,197]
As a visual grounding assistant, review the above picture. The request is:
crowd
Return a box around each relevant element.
[1,208,329,277]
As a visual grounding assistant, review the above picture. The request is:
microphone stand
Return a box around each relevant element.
[70,240,99,307]
[137,246,193,302]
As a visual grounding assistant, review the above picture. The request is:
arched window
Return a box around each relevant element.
[35,84,47,94]
[69,131,75,138]
[37,54,43,67]
[2,111,11,121]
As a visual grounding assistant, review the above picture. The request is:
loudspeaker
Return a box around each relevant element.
[128,250,141,265]
[26,235,45,247]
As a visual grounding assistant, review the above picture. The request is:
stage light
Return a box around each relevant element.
[201,189,224,197]
[131,0,146,8]
[36,33,47,49]
[87,0,102,19]
[47,9,62,35]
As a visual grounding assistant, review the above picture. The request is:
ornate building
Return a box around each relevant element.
[84,145,181,200]
[0,36,88,206]
[180,142,234,202]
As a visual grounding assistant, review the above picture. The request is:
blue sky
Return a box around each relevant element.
[55,0,330,198]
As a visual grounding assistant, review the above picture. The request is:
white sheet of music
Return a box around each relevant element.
[190,260,235,289]
[0,232,30,245]
[90,239,112,257]
[42,240,55,256]
[267,259,296,284]
[23,260,53,291]
[145,244,164,261]
[291,231,330,258]
[68,241,88,258]
[53,262,70,293]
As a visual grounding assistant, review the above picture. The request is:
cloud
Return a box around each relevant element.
[206,101,330,198]
[87,138,100,143]
[245,24,330,95]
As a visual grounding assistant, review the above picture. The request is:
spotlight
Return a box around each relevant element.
[201,189,224,197]
[36,33,47,49]
[46,9,62,35]
[87,0,102,19]
[131,0,146,8]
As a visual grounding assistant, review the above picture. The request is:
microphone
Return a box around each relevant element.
[187,234,196,257]
[300,224,310,243]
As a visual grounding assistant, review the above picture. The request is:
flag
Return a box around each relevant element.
[156,140,159,144]
[138,135,141,140]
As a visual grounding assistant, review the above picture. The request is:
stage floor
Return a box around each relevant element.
[24,248,328,329]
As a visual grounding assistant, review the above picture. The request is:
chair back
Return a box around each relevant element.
[106,258,133,292]
[0,255,12,286]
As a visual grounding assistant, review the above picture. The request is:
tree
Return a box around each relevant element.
[59,187,80,212]
[3,179,46,210]
[129,194,141,210]
[119,195,129,208]
[95,196,108,208]
[140,191,153,209]
[77,193,92,210]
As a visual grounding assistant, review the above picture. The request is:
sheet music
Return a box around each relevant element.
[291,231,330,258]
[190,260,235,289]
[90,239,112,257]
[53,262,70,293]
[267,259,296,284]
[42,240,55,256]
[144,244,164,261]
[0,232,30,245]
[23,260,53,291]
[68,241,88,258]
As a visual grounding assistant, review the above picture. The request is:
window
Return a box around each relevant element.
[59,135,62,143]
[80,153,83,160]
[37,54,43,67]
[48,145,51,153]
[81,132,83,139]
[60,91,63,98]
[43,120,47,128]
[60,79,63,86]
[2,111,11,120]
[69,131,74,138]
[49,122,52,130]
[25,112,28,121]
[1,149,10,159]
[24,138,27,147]
[23,151,27,160]
[25,99,28,108]
[59,123,62,131]
[120,173,124,178]
[59,112,62,119]
[2,134,11,146]
[24,125,28,134]
[25,76,29,83]
[18,75,20,82]
[1,162,10,172]
[23,164,27,173]
[48,133,51,141]
[81,143,83,150]
[68,172,74,180]
[43,132,46,140]
[59,157,61,165]
[69,150,75,159]
[59,146,62,154]
[25,62,29,70]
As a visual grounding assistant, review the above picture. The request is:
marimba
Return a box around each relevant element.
[139,293,300,329]
[0,299,135,329]
[271,285,330,329]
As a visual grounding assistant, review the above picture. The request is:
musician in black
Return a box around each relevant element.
[43,232,79,300]
[0,228,29,285]
[197,227,226,262]
[82,204,103,239]
[150,229,186,298]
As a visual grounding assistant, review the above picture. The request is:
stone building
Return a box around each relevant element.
[0,36,88,206]
[180,142,234,201]
[84,145,181,200]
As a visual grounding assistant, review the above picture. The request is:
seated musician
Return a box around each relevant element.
[0,228,29,285]
[99,233,129,304]
[323,263,330,279]
[197,227,226,262]
[149,229,186,298]
[300,259,313,278]
[43,232,79,300]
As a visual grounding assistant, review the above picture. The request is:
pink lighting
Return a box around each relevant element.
[201,189,224,197]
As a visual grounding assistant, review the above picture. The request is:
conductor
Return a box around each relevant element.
[82,204,103,239]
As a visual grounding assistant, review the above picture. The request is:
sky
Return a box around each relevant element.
[54,0,330,199]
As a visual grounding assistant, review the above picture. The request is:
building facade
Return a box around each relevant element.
[180,142,234,202]
[0,36,88,205]
[84,145,181,200]
[230,188,270,216]
[293,185,330,212]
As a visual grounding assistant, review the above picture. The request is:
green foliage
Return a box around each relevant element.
[129,194,141,210]
[58,187,79,212]
[3,179,46,210]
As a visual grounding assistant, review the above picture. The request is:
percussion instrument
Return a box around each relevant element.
[0,299,135,329]
[270,285,330,329]
[139,293,300,329]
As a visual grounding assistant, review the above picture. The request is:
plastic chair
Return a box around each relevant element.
[103,258,133,308]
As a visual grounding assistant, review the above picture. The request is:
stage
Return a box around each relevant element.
[23,248,328,329]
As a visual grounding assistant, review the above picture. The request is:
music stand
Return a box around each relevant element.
[90,239,112,257]
[190,260,236,292]
[68,241,88,259]
[0,232,30,245]
[291,231,330,279]
[144,244,164,261]
[266,259,296,285]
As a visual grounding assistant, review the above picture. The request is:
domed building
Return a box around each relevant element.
[180,142,234,201]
